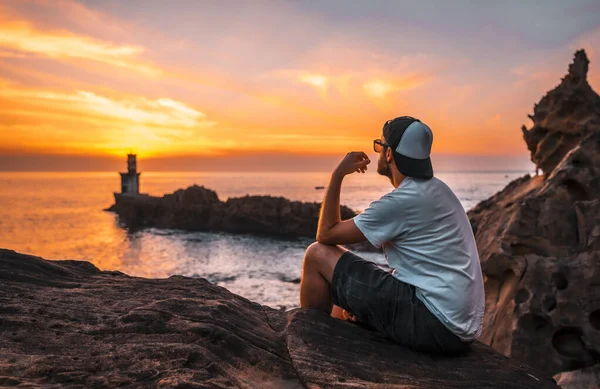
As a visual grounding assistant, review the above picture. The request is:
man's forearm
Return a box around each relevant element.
[316,171,344,240]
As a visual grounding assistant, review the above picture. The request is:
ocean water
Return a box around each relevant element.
[0,170,527,309]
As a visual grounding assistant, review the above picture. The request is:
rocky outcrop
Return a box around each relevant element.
[522,50,600,175]
[469,50,600,380]
[0,249,557,388]
[107,186,380,253]
[107,185,357,238]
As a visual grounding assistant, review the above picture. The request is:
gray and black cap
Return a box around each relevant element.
[383,116,434,179]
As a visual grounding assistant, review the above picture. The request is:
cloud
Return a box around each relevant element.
[274,67,432,101]
[0,15,161,76]
[0,87,211,127]
[0,81,216,156]
[299,73,329,90]
[363,80,398,99]
[76,92,212,128]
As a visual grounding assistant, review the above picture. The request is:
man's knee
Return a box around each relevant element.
[303,242,346,279]
[305,241,327,261]
[305,241,336,262]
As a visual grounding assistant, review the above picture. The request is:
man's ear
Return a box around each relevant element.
[386,147,393,163]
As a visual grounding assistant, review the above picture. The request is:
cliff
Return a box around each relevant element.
[469,50,600,381]
[0,249,557,388]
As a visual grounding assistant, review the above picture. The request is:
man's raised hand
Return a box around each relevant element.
[334,151,371,177]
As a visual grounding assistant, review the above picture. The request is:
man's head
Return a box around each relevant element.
[374,116,434,182]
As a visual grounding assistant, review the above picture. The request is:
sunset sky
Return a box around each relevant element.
[1,0,599,171]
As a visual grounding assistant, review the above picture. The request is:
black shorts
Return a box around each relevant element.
[331,251,470,354]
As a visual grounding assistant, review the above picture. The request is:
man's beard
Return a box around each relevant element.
[377,161,393,180]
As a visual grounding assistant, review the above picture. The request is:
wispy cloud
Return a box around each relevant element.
[0,14,161,76]
[299,73,329,91]
[273,67,432,101]
[0,81,216,155]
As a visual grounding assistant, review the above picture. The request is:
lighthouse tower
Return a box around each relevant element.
[119,154,140,194]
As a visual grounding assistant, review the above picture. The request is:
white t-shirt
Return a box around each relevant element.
[353,176,484,341]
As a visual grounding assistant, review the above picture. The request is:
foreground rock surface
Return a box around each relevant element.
[469,50,600,380]
[0,249,556,388]
[107,186,357,238]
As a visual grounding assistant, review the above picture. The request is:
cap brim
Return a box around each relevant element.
[392,152,433,179]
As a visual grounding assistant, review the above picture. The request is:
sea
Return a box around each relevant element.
[0,170,527,309]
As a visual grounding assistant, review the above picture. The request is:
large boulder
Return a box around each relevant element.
[0,249,557,388]
[469,50,600,379]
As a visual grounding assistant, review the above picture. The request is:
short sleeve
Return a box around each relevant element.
[353,192,404,249]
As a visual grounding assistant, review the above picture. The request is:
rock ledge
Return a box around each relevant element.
[0,249,557,388]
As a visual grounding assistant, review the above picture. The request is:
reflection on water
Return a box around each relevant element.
[0,170,527,308]
[117,229,387,308]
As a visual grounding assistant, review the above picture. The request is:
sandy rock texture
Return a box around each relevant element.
[0,249,557,388]
[469,50,600,381]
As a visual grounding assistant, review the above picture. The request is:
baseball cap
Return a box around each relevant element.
[382,116,434,179]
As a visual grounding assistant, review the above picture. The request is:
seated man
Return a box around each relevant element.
[300,116,485,354]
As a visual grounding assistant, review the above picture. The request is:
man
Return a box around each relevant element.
[300,116,484,354]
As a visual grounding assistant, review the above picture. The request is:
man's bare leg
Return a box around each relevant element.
[331,305,346,319]
[331,305,359,322]
[300,242,347,314]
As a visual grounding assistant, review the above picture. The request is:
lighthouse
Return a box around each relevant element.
[119,154,140,195]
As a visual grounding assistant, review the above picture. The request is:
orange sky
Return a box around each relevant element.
[0,0,599,171]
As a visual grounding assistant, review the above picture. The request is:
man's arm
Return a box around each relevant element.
[316,152,370,245]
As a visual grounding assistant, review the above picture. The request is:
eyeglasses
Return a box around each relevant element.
[373,139,389,153]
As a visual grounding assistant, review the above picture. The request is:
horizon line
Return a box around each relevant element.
[0,169,534,174]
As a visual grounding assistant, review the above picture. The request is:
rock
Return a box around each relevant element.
[522,50,600,175]
[107,185,358,239]
[469,50,600,379]
[554,364,600,389]
[0,249,557,388]
[107,185,381,252]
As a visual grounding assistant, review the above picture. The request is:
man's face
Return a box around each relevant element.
[377,133,393,180]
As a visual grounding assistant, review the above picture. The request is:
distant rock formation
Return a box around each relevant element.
[522,50,600,175]
[0,249,558,388]
[107,185,357,238]
[470,50,600,381]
